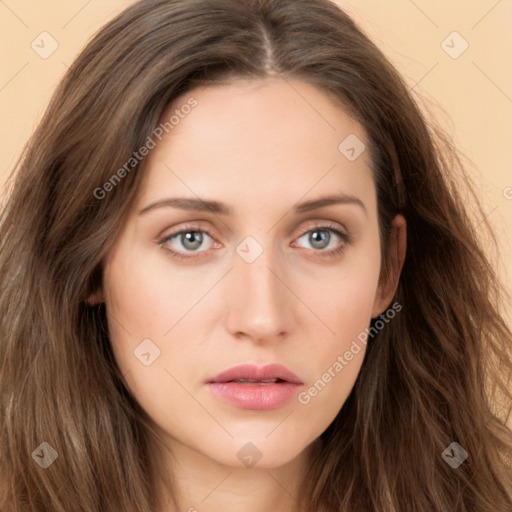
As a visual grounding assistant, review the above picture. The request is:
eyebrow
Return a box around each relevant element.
[138,193,367,216]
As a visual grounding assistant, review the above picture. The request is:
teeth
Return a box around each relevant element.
[232,378,279,383]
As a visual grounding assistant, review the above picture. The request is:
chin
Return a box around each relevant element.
[203,433,318,470]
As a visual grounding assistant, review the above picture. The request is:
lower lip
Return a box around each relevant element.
[207,381,302,410]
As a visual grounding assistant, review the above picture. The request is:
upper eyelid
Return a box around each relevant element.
[162,218,347,237]
[161,222,216,242]
[162,221,346,237]
[297,222,346,236]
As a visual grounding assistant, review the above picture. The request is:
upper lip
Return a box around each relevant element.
[206,363,303,385]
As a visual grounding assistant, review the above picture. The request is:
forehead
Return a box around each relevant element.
[135,77,375,216]
[156,77,366,159]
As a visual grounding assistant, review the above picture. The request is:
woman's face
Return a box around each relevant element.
[97,77,405,469]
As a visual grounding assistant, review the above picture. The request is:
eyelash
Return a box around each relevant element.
[158,222,353,261]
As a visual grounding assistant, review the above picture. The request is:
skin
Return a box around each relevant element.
[90,77,406,512]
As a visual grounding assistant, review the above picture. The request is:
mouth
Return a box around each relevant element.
[206,363,303,410]
[206,363,303,385]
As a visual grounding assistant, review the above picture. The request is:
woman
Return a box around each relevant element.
[1,0,511,511]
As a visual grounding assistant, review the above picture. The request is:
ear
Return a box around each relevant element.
[85,264,104,305]
[86,287,104,305]
[371,214,407,317]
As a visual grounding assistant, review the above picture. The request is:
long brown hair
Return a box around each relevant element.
[1,1,511,510]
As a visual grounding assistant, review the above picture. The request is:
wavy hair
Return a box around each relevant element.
[1,0,511,510]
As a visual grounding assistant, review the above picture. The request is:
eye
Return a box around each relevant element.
[158,225,215,260]
[292,224,352,258]
[158,222,352,261]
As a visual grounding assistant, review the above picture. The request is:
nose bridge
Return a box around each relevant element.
[225,235,292,341]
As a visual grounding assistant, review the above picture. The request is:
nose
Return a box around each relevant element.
[224,244,295,344]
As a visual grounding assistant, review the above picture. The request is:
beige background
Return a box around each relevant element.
[1,0,511,317]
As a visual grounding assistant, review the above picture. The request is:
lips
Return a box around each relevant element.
[206,364,304,410]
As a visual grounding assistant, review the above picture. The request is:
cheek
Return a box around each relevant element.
[103,241,215,339]
[102,241,225,402]
[294,284,375,425]
[300,231,381,341]
[294,238,381,413]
